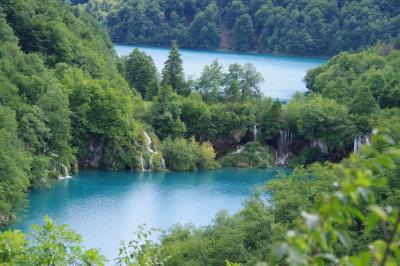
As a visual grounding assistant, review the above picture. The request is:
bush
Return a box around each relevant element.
[161,137,219,171]
[0,216,106,265]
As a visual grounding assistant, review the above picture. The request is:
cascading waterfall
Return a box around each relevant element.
[354,134,370,153]
[144,132,154,153]
[58,163,71,180]
[311,138,328,153]
[140,131,166,171]
[276,129,292,166]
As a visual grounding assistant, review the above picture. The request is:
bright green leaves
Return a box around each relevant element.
[0,216,106,265]
[161,137,218,171]
[279,129,400,265]
[116,225,169,266]
[0,230,26,264]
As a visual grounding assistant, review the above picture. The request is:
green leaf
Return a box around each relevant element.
[369,205,388,221]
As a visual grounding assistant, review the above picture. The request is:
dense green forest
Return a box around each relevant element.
[0,0,400,265]
[1,0,400,227]
[79,0,400,55]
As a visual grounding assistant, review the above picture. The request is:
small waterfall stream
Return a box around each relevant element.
[276,129,292,166]
[311,138,328,153]
[354,134,370,153]
[140,132,166,171]
[144,132,154,153]
[233,146,244,154]
[139,153,145,171]
[58,163,72,180]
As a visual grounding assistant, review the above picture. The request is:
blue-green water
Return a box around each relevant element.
[114,44,327,100]
[13,168,284,261]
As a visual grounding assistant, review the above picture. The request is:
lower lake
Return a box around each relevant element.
[114,44,327,100]
[13,168,285,262]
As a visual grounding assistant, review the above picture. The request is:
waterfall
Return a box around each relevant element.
[253,124,258,141]
[233,146,244,154]
[143,131,154,153]
[58,163,72,180]
[354,134,370,154]
[160,156,166,169]
[276,129,292,166]
[140,153,145,171]
[311,138,328,153]
[140,131,166,171]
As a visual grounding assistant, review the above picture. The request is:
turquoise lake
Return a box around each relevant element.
[114,44,327,100]
[13,168,285,262]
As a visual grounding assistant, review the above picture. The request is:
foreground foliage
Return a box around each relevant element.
[0,216,106,265]
[279,126,400,265]
[157,127,400,265]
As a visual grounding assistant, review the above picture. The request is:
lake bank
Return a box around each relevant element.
[114,43,331,59]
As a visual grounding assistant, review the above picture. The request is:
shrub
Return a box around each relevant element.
[161,137,219,171]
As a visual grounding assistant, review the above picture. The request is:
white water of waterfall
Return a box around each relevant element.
[144,132,154,153]
[312,138,328,153]
[233,146,244,154]
[354,134,370,154]
[253,124,258,141]
[142,131,166,171]
[58,163,72,180]
[276,129,292,166]
[140,153,145,171]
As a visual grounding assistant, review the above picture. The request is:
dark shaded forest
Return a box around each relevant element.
[81,0,400,55]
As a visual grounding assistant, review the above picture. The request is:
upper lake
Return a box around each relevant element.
[13,168,285,262]
[115,44,327,100]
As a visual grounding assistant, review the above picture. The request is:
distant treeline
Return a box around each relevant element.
[80,0,400,55]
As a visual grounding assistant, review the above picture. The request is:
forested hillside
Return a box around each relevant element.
[0,0,162,225]
[80,0,400,55]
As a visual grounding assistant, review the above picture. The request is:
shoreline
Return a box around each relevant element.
[113,42,330,60]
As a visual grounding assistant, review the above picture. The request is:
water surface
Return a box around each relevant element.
[115,44,327,100]
[13,168,284,261]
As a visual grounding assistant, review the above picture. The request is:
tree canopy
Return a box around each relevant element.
[83,0,400,56]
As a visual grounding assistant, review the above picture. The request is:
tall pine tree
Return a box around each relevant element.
[161,41,186,94]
